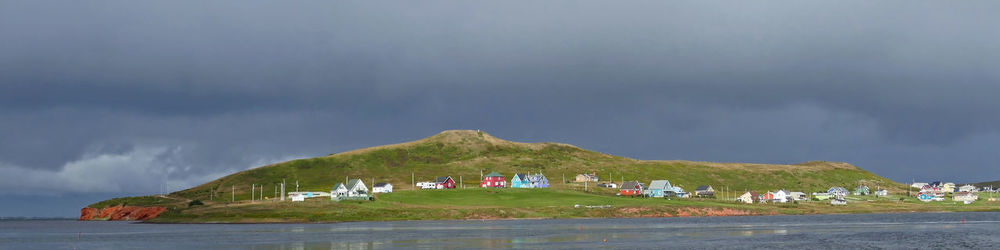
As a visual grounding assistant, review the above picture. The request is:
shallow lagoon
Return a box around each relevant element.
[3,212,999,249]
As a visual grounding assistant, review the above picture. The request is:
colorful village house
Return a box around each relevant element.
[416,181,437,189]
[345,179,369,197]
[828,187,849,197]
[694,185,715,198]
[575,173,599,182]
[789,192,808,201]
[620,181,645,196]
[331,183,348,198]
[853,185,870,196]
[831,196,847,205]
[759,192,774,203]
[770,190,790,203]
[481,171,506,188]
[953,191,978,204]
[372,183,393,193]
[942,183,956,193]
[528,173,549,188]
[874,189,888,196]
[510,174,531,188]
[737,191,759,204]
[435,176,456,189]
[646,180,672,198]
[917,192,935,202]
[959,185,977,193]
[670,186,690,198]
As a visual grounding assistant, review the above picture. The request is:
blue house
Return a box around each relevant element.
[528,173,548,188]
[918,192,935,202]
[511,174,531,188]
[828,187,849,197]
[646,180,672,198]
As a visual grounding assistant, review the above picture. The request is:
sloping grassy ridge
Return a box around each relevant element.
[91,130,906,213]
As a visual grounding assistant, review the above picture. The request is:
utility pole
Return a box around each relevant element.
[231,185,235,202]
[296,181,299,193]
[210,188,214,201]
[281,179,286,201]
[412,172,415,190]
[460,176,463,188]
[251,184,255,201]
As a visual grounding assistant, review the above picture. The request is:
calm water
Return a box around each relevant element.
[2,212,1000,249]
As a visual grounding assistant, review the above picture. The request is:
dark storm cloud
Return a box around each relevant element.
[2,0,1000,216]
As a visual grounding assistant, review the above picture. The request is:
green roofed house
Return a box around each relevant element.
[333,179,368,200]
[853,185,870,196]
[331,183,348,199]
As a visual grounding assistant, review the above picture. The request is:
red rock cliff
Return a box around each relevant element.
[79,204,167,221]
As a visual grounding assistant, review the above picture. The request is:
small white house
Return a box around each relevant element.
[771,190,790,203]
[290,193,305,202]
[373,183,393,193]
[417,182,436,189]
[344,179,368,197]
[737,191,759,204]
[959,185,977,193]
[788,192,808,201]
[874,189,888,196]
[331,183,348,198]
[954,192,978,203]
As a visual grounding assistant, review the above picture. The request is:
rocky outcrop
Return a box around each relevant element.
[79,205,167,221]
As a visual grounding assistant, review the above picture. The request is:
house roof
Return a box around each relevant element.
[696,185,712,191]
[374,182,390,187]
[485,171,504,178]
[513,174,527,180]
[648,180,671,190]
[435,176,453,183]
[346,179,364,190]
[621,181,642,190]
[331,183,346,190]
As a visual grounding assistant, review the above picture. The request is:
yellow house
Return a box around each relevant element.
[942,183,956,193]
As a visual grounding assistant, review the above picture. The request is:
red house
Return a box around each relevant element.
[481,171,506,188]
[435,176,456,189]
[760,192,774,202]
[620,181,644,196]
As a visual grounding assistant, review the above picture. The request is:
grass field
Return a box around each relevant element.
[147,188,1000,223]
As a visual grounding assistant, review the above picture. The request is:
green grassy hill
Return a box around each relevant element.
[92,130,905,209]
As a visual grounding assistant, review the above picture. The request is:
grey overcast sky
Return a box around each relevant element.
[2,1,1000,217]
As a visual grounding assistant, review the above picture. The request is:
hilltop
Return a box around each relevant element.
[85,130,943,222]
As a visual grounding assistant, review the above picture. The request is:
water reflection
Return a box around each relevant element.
[5,213,1000,249]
